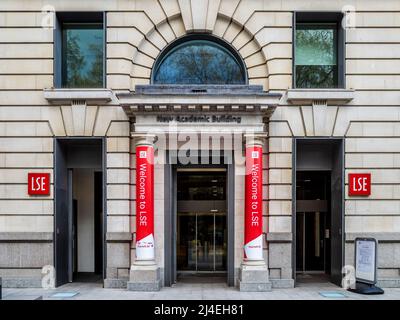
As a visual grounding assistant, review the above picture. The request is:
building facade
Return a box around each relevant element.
[0,0,400,290]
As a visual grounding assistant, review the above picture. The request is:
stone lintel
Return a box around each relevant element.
[286,88,355,105]
[44,88,113,105]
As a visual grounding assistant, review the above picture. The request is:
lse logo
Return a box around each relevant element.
[251,151,259,159]
[28,173,50,195]
[139,150,147,159]
[349,173,371,196]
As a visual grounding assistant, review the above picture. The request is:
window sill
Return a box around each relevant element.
[43,88,113,105]
[286,88,355,105]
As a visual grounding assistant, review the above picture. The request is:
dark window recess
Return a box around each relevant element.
[294,12,344,89]
[55,12,105,88]
[153,36,247,85]
[177,172,226,201]
[296,171,331,201]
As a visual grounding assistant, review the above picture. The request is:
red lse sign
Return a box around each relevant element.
[28,173,50,195]
[349,173,371,196]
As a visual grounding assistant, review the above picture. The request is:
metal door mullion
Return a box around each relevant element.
[195,213,198,272]
[67,169,73,283]
[213,213,216,271]
[323,213,327,273]
[303,212,306,273]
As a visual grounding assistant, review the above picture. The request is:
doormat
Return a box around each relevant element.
[319,291,347,298]
[51,292,79,298]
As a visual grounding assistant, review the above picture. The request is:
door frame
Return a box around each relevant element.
[164,152,235,286]
[292,137,345,286]
[67,169,73,282]
[54,138,69,287]
[296,209,329,273]
[54,137,107,286]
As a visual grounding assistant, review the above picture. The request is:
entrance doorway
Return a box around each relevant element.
[54,138,105,286]
[164,153,235,287]
[176,170,227,281]
[296,171,331,280]
[294,139,344,286]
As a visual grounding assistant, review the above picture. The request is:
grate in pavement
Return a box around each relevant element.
[51,292,79,298]
[319,291,347,298]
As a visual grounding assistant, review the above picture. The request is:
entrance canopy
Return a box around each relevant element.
[119,85,281,166]
[119,85,281,120]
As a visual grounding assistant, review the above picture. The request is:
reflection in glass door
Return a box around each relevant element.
[196,213,214,271]
[215,214,227,271]
[176,170,227,274]
[177,213,196,271]
[296,211,328,272]
[177,212,226,272]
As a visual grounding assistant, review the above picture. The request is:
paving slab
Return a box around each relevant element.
[2,282,400,300]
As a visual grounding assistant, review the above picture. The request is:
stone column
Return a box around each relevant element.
[127,134,161,291]
[239,133,271,291]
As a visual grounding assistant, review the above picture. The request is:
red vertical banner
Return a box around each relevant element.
[135,144,155,261]
[244,145,263,261]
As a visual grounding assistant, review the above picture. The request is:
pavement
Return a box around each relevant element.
[2,281,400,300]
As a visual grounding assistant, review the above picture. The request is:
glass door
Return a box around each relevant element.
[177,212,226,272]
[196,213,215,271]
[296,211,329,272]
[214,213,227,271]
[177,213,197,271]
[176,169,227,274]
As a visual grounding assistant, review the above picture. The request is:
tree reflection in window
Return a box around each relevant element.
[153,40,246,85]
[295,24,338,88]
[62,24,104,88]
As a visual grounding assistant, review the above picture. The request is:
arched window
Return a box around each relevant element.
[152,35,247,85]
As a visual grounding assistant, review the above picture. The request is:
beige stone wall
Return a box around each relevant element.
[266,4,400,285]
[106,0,276,91]
[0,0,399,287]
[0,3,132,285]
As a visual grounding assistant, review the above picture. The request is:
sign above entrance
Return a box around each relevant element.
[28,173,50,195]
[157,115,241,124]
[348,173,371,196]
[134,114,265,134]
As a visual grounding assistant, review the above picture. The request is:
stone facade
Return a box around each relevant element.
[0,0,399,289]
